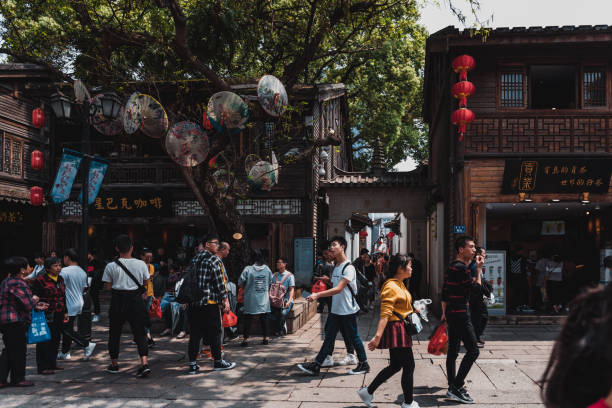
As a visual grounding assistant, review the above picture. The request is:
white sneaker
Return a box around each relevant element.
[357,387,374,407]
[320,355,334,367]
[57,352,71,360]
[91,314,100,323]
[84,342,96,360]
[402,401,420,408]
[339,353,358,366]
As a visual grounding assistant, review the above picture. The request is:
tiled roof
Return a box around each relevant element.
[431,24,612,38]
[321,166,428,188]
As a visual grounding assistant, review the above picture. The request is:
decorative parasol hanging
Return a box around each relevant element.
[165,121,209,167]
[244,154,261,174]
[90,93,124,136]
[248,160,276,192]
[207,91,249,130]
[123,92,143,134]
[271,150,279,183]
[73,80,91,104]
[257,75,288,117]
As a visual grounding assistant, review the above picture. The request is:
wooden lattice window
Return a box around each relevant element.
[1,133,24,177]
[583,67,606,107]
[500,72,526,108]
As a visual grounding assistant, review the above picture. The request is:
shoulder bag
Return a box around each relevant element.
[114,260,147,295]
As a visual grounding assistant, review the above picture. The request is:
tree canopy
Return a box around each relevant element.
[0,0,430,168]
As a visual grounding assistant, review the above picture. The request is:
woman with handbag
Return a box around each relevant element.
[0,256,47,387]
[358,254,420,408]
[31,257,68,375]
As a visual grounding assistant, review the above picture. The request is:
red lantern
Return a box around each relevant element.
[452,81,476,107]
[30,186,43,206]
[452,55,475,81]
[359,230,368,237]
[32,108,45,129]
[203,111,213,131]
[31,150,44,171]
[451,108,475,142]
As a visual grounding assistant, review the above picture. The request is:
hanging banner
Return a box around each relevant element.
[78,160,109,205]
[484,250,507,315]
[50,151,83,204]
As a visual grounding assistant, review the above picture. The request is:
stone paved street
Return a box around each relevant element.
[0,306,560,407]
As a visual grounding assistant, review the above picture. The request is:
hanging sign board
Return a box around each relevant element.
[90,191,171,217]
[502,158,612,194]
[294,237,314,287]
[483,250,506,315]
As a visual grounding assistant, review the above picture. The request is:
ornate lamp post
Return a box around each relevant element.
[50,91,121,269]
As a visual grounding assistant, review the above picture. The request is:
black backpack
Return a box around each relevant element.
[175,265,204,304]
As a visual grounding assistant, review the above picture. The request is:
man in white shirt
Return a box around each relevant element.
[102,234,151,378]
[298,236,369,376]
[58,248,96,361]
[26,252,45,280]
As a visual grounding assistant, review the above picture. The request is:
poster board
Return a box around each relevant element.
[294,237,314,287]
[484,250,506,315]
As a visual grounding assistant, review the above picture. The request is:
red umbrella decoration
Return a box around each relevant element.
[32,108,45,129]
[31,150,44,171]
[452,55,475,81]
[452,81,476,107]
[30,186,43,206]
[451,108,475,142]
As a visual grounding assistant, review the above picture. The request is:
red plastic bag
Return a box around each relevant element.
[312,280,327,293]
[222,310,238,328]
[149,297,162,319]
[427,322,449,355]
[237,287,244,303]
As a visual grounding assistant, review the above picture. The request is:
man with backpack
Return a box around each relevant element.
[184,233,235,374]
[297,236,369,376]
[270,258,295,336]
[101,235,151,378]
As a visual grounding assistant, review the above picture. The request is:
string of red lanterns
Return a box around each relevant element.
[451,55,476,142]
[30,107,45,206]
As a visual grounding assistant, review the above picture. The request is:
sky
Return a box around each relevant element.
[394,0,611,172]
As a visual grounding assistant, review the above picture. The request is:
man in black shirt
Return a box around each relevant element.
[441,236,483,404]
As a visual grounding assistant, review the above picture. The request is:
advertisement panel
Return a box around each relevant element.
[484,250,506,315]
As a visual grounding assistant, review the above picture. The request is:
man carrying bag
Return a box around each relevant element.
[101,235,151,378]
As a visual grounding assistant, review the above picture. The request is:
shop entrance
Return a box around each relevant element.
[485,201,612,315]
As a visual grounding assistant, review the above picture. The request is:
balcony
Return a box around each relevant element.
[464,113,612,156]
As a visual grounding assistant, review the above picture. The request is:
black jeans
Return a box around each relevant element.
[108,290,148,359]
[188,304,222,362]
[368,347,415,404]
[242,313,269,339]
[446,312,480,388]
[36,311,63,372]
[0,322,28,384]
[77,292,93,343]
[469,299,488,340]
[315,313,366,364]
[61,315,89,354]
[324,312,355,355]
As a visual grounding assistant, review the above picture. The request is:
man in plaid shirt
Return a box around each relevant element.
[187,233,235,374]
[1,256,46,387]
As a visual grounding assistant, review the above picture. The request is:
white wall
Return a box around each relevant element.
[400,213,409,254]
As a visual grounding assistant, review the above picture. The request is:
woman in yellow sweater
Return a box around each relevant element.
[358,254,419,408]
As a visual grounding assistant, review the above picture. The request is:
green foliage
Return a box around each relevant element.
[0,0,433,166]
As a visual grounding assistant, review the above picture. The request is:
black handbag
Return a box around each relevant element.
[393,310,421,336]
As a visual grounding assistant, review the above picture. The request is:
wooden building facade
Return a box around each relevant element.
[0,64,53,260]
[425,26,612,312]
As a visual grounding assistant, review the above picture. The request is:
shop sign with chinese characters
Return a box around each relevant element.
[502,158,612,194]
[90,192,171,217]
[0,209,24,224]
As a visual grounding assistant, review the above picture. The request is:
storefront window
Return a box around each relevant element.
[583,67,606,107]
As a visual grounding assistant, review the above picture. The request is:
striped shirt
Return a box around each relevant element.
[442,260,475,314]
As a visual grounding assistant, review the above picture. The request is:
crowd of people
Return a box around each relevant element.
[1,233,611,408]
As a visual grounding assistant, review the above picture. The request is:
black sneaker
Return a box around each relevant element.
[297,361,320,376]
[349,361,370,375]
[187,364,200,375]
[446,385,474,404]
[213,360,236,371]
[136,365,151,378]
[458,386,474,403]
[106,364,119,374]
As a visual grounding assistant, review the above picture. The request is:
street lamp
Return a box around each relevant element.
[51,89,120,270]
